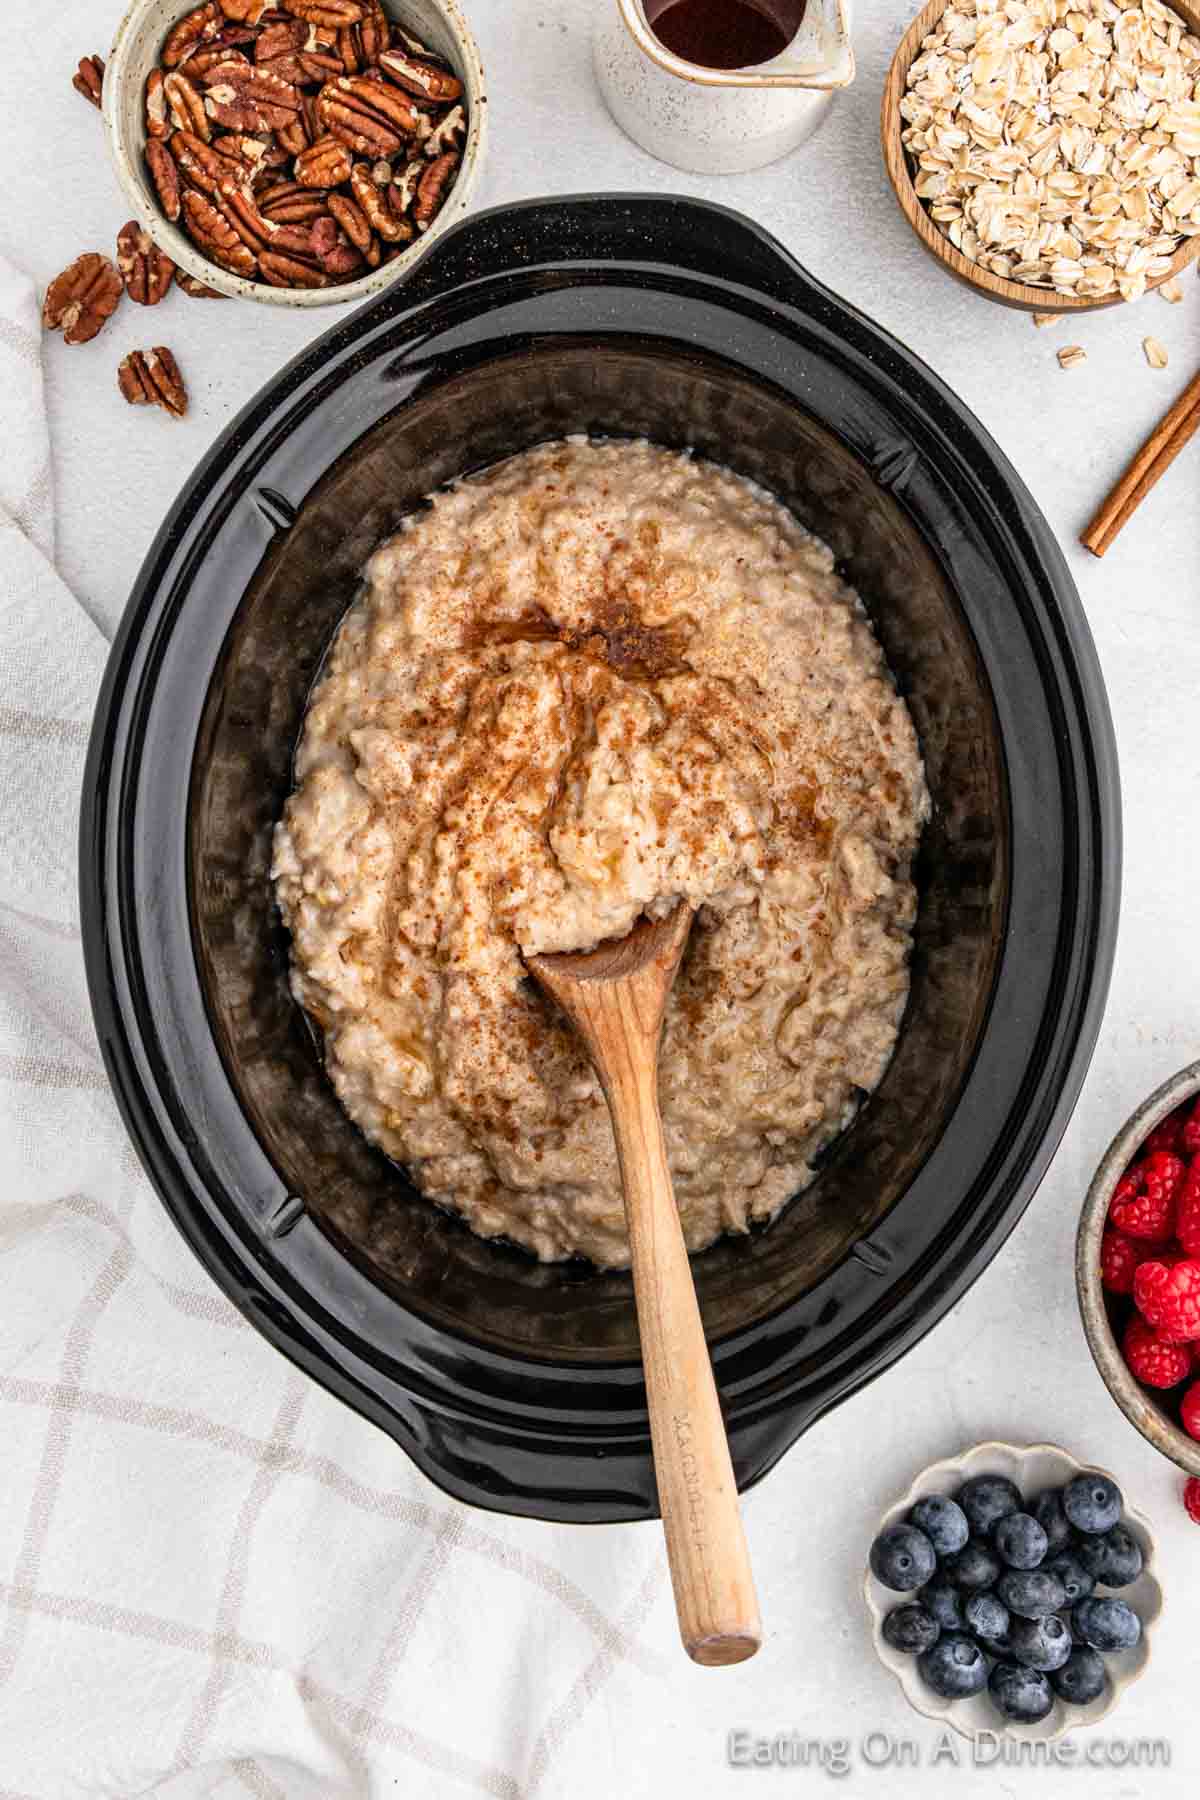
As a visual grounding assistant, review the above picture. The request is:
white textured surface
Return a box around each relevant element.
[2,1,1199,1795]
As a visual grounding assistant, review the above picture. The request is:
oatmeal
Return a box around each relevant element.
[272,441,929,1267]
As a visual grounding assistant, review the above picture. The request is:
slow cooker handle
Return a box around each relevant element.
[374,193,833,321]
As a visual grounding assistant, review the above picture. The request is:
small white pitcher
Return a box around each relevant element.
[593,0,855,176]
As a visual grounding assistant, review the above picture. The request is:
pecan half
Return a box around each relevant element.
[260,45,343,84]
[277,113,311,155]
[170,130,225,197]
[164,71,211,141]
[182,44,252,81]
[359,2,389,63]
[218,0,273,20]
[181,189,258,275]
[145,69,170,138]
[422,105,465,159]
[378,49,462,105]
[338,0,388,71]
[202,62,303,133]
[212,133,271,177]
[294,134,353,187]
[176,270,227,297]
[163,3,224,68]
[118,347,189,418]
[42,254,123,345]
[259,180,329,222]
[310,213,363,275]
[350,161,412,242]
[413,151,459,230]
[327,191,371,252]
[388,158,422,217]
[317,76,416,156]
[258,248,328,287]
[146,139,183,221]
[117,221,176,305]
[282,0,365,26]
[73,55,105,108]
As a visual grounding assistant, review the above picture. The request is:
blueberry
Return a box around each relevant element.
[870,1523,938,1592]
[1044,1551,1094,1605]
[1030,1488,1073,1553]
[943,1538,1002,1590]
[1051,1647,1108,1706]
[883,1604,941,1655]
[963,1590,1009,1644]
[909,1494,970,1557]
[1062,1472,1123,1535]
[1009,1613,1073,1672]
[1074,1525,1144,1589]
[918,1632,989,1699]
[989,1660,1054,1723]
[958,1474,1023,1536]
[993,1512,1049,1570]
[997,1569,1068,1618]
[1072,1597,1142,1653]
[920,1580,966,1632]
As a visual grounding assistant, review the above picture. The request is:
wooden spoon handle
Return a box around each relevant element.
[602,1035,762,1667]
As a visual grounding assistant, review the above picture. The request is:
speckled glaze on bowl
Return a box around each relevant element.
[864,1442,1162,1743]
[1077,1061,1200,1479]
[102,0,487,308]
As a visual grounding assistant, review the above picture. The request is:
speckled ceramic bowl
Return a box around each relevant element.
[864,1442,1162,1743]
[1077,1061,1200,1479]
[102,0,487,307]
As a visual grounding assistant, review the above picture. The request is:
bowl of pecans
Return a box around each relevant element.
[882,0,1200,312]
[102,0,486,305]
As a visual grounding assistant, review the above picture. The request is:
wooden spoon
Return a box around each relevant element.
[527,903,762,1666]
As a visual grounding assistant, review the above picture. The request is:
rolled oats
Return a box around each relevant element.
[901,0,1200,300]
[1057,343,1088,365]
[1143,334,1170,364]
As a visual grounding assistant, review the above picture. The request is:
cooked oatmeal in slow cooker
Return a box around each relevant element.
[272,440,929,1267]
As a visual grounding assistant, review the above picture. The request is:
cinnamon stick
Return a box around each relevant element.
[1081,368,1200,557]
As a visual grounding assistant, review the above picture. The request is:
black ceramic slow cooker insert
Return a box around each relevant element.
[81,197,1120,1522]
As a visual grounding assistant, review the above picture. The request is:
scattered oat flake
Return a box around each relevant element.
[1158,278,1184,303]
[1032,311,1060,327]
[1143,336,1169,368]
[1057,345,1087,368]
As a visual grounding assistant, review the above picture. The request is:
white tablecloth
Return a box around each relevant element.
[2,3,1198,1796]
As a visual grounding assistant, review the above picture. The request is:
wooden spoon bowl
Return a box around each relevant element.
[882,0,1200,313]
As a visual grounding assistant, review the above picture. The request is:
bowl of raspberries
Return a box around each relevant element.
[864,1443,1160,1740]
[1077,1061,1200,1513]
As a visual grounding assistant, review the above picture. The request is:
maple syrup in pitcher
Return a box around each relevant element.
[644,0,805,71]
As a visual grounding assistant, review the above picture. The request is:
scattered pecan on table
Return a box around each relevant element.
[140,0,468,292]
[118,347,190,418]
[117,222,176,306]
[72,55,105,108]
[42,254,123,346]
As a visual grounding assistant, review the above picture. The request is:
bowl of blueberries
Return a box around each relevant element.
[863,1442,1161,1739]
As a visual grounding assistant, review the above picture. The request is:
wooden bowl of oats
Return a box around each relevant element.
[882,0,1200,313]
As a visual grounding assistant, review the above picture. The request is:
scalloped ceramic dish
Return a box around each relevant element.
[864,1442,1162,1742]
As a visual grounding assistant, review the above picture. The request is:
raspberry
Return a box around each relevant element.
[1177,1159,1200,1259]
[1110,1152,1185,1240]
[1145,1106,1188,1154]
[1183,1381,1200,1442]
[1134,1258,1200,1342]
[1122,1314,1192,1387]
[1185,1479,1200,1525]
[1101,1229,1152,1294]
[1182,1099,1200,1158]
